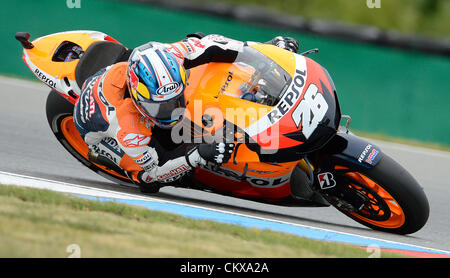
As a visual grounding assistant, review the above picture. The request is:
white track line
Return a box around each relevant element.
[1,170,449,256]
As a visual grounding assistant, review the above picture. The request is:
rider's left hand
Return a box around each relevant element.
[196,142,235,165]
[266,36,300,53]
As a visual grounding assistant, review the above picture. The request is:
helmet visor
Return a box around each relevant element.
[137,93,186,121]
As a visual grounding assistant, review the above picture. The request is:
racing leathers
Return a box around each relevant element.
[73,33,299,191]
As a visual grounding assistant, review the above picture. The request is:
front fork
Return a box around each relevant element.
[306,123,384,211]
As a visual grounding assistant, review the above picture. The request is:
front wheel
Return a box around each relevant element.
[324,154,429,234]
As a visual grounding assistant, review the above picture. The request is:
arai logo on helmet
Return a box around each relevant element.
[156,82,180,95]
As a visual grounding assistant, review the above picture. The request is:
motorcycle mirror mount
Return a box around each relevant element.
[15,32,34,49]
[300,48,319,56]
[341,115,352,129]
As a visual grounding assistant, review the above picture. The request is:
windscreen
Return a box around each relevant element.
[223,46,292,106]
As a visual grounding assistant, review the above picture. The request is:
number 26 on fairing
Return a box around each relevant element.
[291,83,328,139]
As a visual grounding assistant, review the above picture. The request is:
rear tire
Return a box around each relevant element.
[331,154,429,234]
[45,90,136,187]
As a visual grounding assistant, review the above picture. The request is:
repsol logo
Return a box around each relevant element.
[202,164,290,188]
[267,69,306,124]
[358,144,372,163]
[156,82,179,95]
[35,68,56,88]
[219,71,233,94]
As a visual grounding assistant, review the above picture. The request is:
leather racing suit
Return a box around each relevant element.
[73,33,299,189]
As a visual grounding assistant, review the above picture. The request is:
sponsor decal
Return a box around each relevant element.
[207,34,232,43]
[244,56,307,138]
[206,35,244,49]
[192,39,206,48]
[266,69,306,124]
[156,82,180,95]
[79,92,89,123]
[135,151,153,165]
[91,144,119,165]
[88,90,95,118]
[165,44,184,62]
[99,90,115,116]
[142,160,158,172]
[184,41,195,53]
[365,149,379,164]
[90,138,125,167]
[122,133,150,147]
[358,144,373,163]
[101,137,124,155]
[291,83,329,139]
[247,169,278,174]
[129,64,139,91]
[34,68,56,88]
[98,77,115,117]
[219,71,233,94]
[157,164,191,181]
[98,76,108,104]
[141,172,153,183]
[317,172,336,190]
[79,75,100,123]
[202,163,291,188]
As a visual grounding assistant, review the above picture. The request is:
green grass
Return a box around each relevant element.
[198,0,450,38]
[0,184,408,258]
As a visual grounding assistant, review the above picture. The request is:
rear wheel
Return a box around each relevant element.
[45,90,136,187]
[325,154,429,234]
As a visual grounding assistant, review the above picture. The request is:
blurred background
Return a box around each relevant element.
[1,0,449,147]
[193,0,450,38]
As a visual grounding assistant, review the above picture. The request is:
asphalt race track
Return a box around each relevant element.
[1,76,449,254]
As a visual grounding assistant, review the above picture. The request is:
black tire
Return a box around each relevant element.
[45,90,136,187]
[335,154,430,234]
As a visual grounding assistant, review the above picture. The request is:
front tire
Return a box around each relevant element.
[328,154,429,234]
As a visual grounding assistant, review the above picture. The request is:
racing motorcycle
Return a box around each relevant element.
[15,30,429,234]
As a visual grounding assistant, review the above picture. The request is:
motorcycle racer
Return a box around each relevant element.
[73,33,300,193]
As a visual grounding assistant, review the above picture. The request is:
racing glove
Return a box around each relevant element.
[266,36,300,53]
[186,142,235,166]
